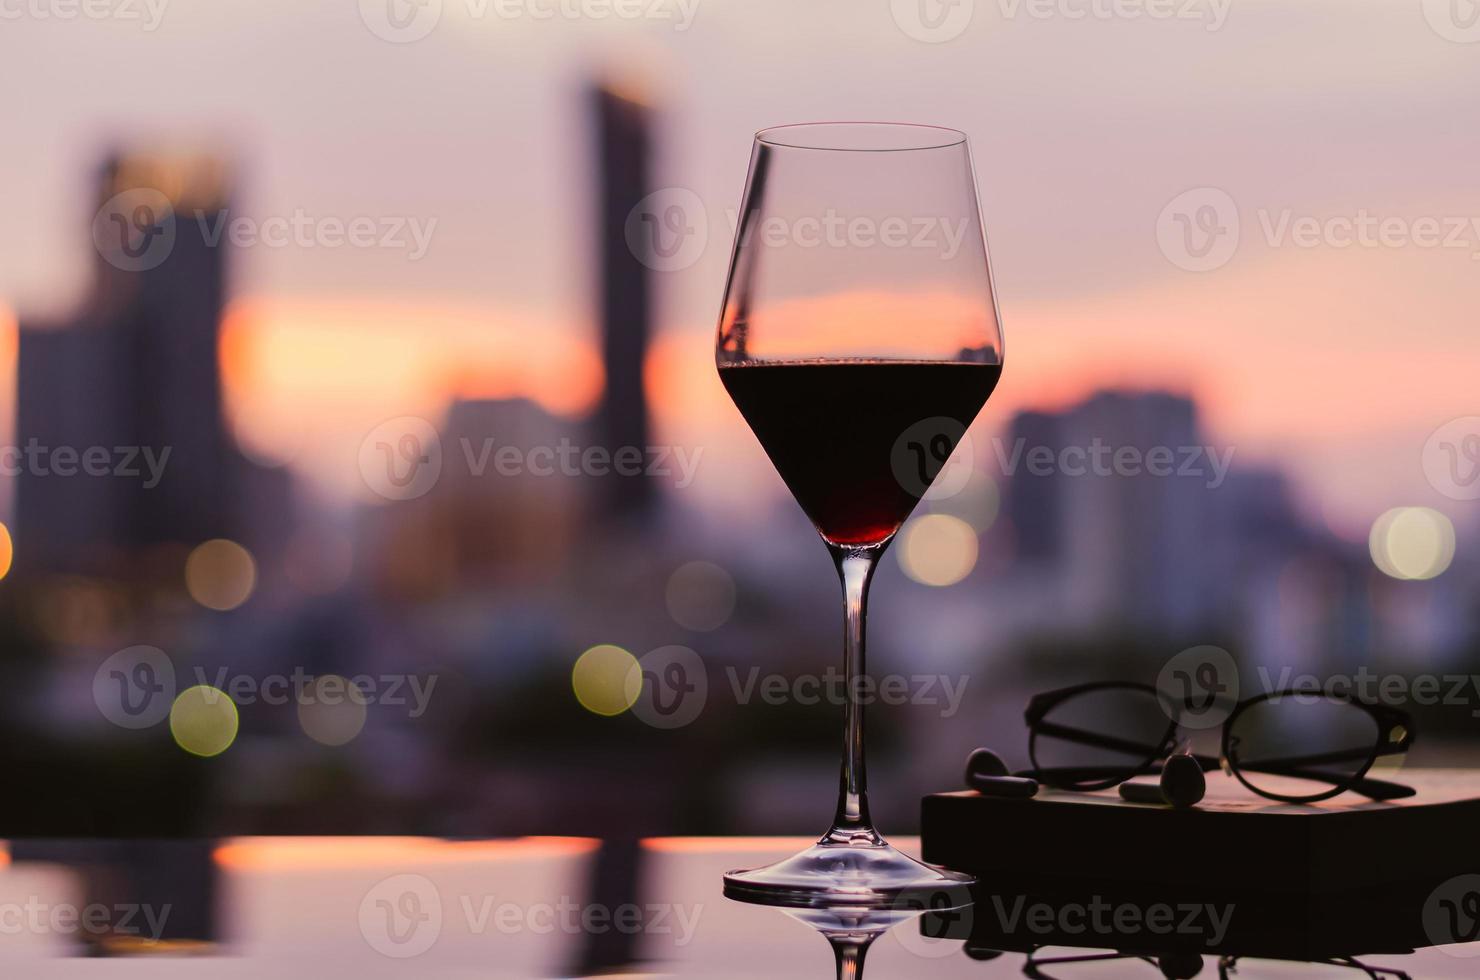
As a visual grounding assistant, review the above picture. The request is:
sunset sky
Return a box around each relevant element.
[4,0,1478,538]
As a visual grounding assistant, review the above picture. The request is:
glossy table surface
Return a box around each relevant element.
[0,837,1474,977]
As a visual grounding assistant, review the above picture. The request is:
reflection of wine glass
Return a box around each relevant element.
[785,906,923,980]
[716,123,1004,907]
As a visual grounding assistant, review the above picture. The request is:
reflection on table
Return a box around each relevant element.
[0,838,1476,977]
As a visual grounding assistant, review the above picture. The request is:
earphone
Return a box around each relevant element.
[964,747,1206,807]
[963,747,1039,799]
[1116,753,1205,808]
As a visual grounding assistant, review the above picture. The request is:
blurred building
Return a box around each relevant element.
[1003,409,1064,565]
[362,82,664,599]
[590,83,654,522]
[364,396,584,601]
[14,153,289,578]
[1002,390,1216,635]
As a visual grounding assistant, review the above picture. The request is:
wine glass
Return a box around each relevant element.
[715,123,1005,908]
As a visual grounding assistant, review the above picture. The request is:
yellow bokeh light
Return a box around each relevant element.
[898,514,979,587]
[185,539,257,610]
[1369,507,1456,581]
[0,522,14,581]
[572,644,640,716]
[170,685,240,757]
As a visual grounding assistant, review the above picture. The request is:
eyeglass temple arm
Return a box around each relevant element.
[1223,748,1416,800]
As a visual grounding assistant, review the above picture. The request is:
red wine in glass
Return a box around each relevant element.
[720,360,1002,546]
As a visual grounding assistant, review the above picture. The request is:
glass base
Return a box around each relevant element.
[723,838,974,910]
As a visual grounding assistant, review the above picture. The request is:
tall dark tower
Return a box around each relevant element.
[104,154,233,550]
[590,83,654,520]
[15,153,287,576]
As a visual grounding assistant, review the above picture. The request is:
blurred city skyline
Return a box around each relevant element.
[3,0,1479,542]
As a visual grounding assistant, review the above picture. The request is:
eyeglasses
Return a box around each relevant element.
[981,681,1416,806]
[1020,946,1412,979]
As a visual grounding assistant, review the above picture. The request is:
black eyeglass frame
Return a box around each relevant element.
[1021,681,1416,805]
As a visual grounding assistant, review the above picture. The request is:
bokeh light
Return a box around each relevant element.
[0,522,13,581]
[897,514,979,587]
[1369,507,1455,581]
[665,561,737,632]
[571,644,640,716]
[185,539,257,610]
[170,685,240,757]
[297,675,369,746]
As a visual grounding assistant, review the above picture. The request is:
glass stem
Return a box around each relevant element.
[824,545,884,846]
[830,936,872,980]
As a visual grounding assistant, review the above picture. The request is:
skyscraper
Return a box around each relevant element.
[589,83,654,521]
[15,153,285,576]
[1001,390,1215,634]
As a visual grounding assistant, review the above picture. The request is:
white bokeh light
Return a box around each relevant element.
[1369,507,1456,581]
[897,514,979,587]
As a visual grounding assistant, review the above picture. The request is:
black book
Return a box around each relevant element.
[920,768,1480,960]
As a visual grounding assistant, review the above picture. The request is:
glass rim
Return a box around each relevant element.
[755,122,967,153]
